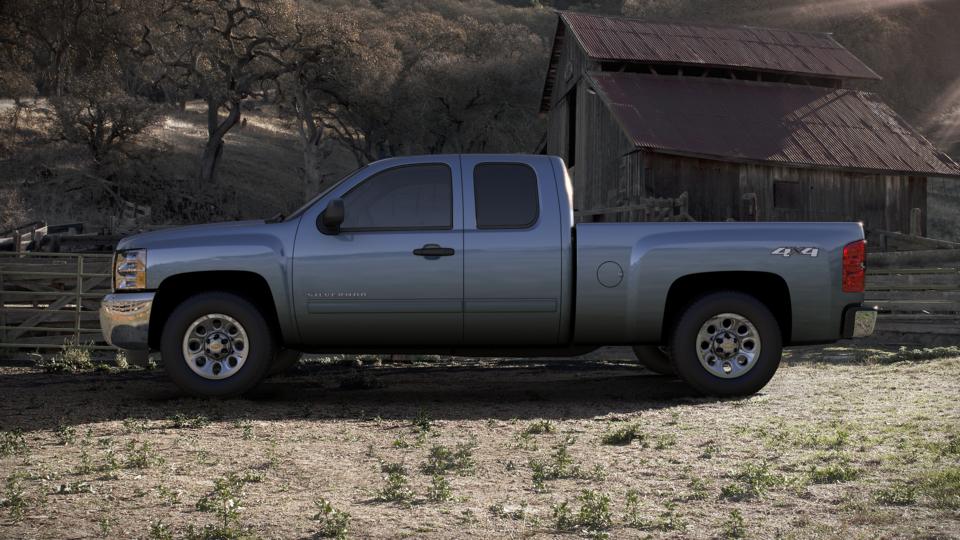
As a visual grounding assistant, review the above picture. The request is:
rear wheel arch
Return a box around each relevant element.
[661,271,791,345]
[148,271,283,350]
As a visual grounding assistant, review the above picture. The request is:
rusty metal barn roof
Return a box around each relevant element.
[562,12,881,80]
[587,72,960,178]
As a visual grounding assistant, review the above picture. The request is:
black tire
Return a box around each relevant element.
[631,345,675,375]
[268,349,303,376]
[160,292,276,398]
[669,291,782,397]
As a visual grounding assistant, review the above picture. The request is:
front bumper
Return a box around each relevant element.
[842,305,878,339]
[99,292,155,350]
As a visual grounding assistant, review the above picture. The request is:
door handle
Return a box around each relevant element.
[413,244,455,257]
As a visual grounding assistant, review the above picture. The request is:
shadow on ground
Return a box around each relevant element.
[0,355,718,431]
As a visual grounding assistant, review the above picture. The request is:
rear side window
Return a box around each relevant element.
[473,163,539,229]
[341,164,452,230]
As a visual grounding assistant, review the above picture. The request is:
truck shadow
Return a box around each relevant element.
[0,356,728,431]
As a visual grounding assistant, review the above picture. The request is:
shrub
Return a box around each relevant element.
[37,340,94,373]
[0,430,27,457]
[721,509,748,539]
[874,484,917,506]
[427,474,452,502]
[600,423,645,446]
[420,442,476,475]
[553,490,612,538]
[522,420,555,435]
[313,498,350,539]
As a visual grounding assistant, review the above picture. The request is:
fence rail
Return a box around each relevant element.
[864,249,960,344]
[0,251,114,350]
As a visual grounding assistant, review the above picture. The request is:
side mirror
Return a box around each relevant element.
[318,198,345,234]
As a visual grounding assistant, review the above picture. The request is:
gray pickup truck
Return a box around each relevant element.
[101,154,876,397]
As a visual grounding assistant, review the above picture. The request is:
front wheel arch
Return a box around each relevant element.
[149,271,282,350]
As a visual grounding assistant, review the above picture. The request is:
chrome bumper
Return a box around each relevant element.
[99,292,154,350]
[842,305,877,339]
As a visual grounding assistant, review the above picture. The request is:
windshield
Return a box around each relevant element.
[282,164,368,222]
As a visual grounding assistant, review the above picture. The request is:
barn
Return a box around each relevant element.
[540,11,960,235]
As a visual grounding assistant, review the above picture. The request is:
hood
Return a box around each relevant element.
[116,220,269,251]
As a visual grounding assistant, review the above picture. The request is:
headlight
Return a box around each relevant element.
[114,249,147,290]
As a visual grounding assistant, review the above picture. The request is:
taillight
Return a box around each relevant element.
[842,240,866,293]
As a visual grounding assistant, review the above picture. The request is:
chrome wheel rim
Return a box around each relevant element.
[695,313,761,379]
[182,313,249,380]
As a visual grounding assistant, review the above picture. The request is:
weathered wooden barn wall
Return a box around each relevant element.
[548,23,593,111]
[571,83,636,216]
[625,152,928,233]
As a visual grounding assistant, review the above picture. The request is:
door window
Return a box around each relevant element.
[341,164,452,231]
[473,163,539,229]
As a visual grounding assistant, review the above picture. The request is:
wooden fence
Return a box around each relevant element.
[865,249,960,344]
[0,252,114,350]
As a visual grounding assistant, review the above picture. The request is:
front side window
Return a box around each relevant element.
[474,163,539,229]
[341,164,452,230]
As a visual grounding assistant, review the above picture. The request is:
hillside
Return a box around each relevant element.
[0,101,358,231]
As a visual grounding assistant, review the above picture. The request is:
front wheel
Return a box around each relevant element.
[160,292,276,398]
[669,291,782,397]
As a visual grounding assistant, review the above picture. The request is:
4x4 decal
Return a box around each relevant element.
[772,247,819,258]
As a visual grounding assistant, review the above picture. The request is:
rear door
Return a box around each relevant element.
[461,156,563,345]
[292,157,464,347]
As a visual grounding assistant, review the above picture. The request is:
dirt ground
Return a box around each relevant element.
[0,346,958,539]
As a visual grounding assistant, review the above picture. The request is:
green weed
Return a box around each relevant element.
[0,429,27,457]
[600,423,646,446]
[553,489,612,539]
[874,483,917,506]
[37,339,94,372]
[376,462,414,504]
[921,467,960,509]
[55,422,77,445]
[721,509,748,539]
[720,462,784,501]
[420,441,476,475]
[169,413,210,429]
[523,420,555,435]
[313,497,350,539]
[1,473,28,521]
[148,520,174,540]
[427,474,452,502]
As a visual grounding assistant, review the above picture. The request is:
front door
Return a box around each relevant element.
[292,157,463,347]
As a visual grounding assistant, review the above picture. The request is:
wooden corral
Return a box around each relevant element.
[0,252,113,351]
[865,249,960,345]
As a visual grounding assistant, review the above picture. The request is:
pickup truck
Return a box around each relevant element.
[100,154,876,398]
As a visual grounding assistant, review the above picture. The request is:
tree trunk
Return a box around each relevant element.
[198,99,241,185]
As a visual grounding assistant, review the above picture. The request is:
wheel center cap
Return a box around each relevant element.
[716,333,738,357]
[205,332,231,358]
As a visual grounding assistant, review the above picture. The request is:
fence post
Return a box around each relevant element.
[0,262,5,346]
[75,255,83,344]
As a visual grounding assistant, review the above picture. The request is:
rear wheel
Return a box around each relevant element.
[669,291,782,397]
[160,292,275,398]
[631,345,675,375]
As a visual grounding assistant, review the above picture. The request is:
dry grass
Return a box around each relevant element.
[0,345,957,538]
